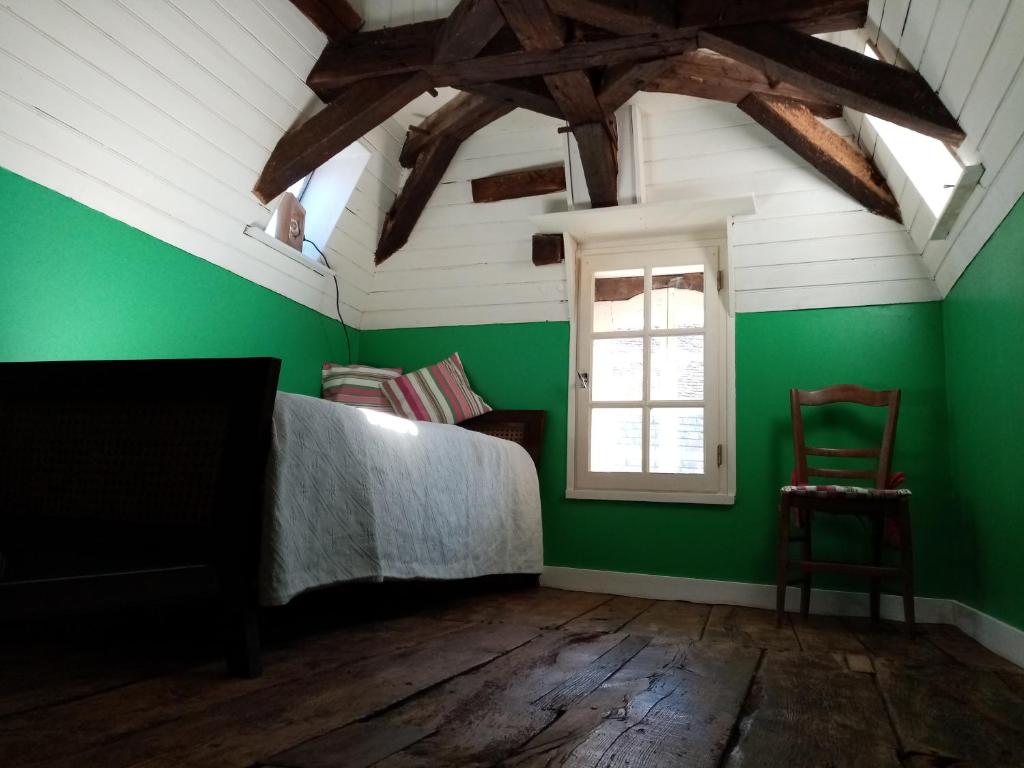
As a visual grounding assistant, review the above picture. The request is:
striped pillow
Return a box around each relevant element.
[322,363,403,413]
[381,353,491,425]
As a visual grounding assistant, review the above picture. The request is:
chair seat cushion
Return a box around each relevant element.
[780,485,911,499]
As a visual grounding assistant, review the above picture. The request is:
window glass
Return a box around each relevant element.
[593,268,644,332]
[592,338,643,401]
[650,336,704,401]
[591,408,643,472]
[650,408,705,474]
[651,265,704,330]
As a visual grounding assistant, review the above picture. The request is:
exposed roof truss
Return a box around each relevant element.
[256,0,966,264]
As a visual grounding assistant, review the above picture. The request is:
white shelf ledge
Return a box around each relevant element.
[530,195,756,241]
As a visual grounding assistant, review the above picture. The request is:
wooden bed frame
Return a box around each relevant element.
[0,358,545,676]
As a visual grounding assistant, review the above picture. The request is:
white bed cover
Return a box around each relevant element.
[259,393,543,606]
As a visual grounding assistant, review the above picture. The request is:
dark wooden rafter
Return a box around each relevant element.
[644,50,843,117]
[378,95,514,262]
[547,0,868,37]
[377,136,462,263]
[599,57,676,114]
[253,72,431,204]
[288,0,363,41]
[399,92,513,168]
[739,93,901,222]
[701,23,966,145]
[472,165,566,203]
[461,79,563,120]
[497,0,618,207]
[434,0,506,63]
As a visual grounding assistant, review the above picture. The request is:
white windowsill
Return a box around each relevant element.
[242,225,336,277]
[566,488,735,505]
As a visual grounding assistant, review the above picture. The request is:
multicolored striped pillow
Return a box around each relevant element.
[381,353,491,425]
[322,363,403,413]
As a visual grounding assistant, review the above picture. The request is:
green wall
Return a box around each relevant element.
[0,168,355,394]
[943,194,1024,630]
[360,303,959,598]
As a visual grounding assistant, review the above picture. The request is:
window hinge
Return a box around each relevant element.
[716,444,723,467]
[717,270,724,292]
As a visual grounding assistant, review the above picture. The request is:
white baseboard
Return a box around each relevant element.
[540,566,1024,668]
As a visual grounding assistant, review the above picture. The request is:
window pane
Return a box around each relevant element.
[650,335,704,401]
[651,265,704,330]
[592,337,643,401]
[650,408,704,474]
[591,408,642,472]
[593,268,644,332]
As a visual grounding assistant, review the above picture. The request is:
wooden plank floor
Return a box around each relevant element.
[1,587,1022,768]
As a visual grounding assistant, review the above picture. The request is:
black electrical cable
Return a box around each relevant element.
[304,238,352,365]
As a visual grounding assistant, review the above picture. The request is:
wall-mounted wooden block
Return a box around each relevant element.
[532,233,565,266]
[472,165,567,203]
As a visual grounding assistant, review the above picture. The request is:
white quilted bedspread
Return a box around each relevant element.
[259,393,543,606]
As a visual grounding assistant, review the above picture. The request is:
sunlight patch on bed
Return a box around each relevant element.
[361,408,419,436]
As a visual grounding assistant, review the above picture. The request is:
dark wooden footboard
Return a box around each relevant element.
[0,357,280,677]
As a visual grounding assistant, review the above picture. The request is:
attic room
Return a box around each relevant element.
[1,0,1022,764]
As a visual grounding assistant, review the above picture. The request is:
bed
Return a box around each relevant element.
[0,358,545,676]
[261,392,543,606]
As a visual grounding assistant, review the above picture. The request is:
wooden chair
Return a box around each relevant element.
[776,385,914,630]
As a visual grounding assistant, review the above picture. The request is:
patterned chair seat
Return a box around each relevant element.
[780,485,912,499]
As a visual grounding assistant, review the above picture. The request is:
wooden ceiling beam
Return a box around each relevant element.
[702,23,966,145]
[254,72,431,204]
[399,92,514,168]
[434,0,506,63]
[460,79,563,120]
[545,0,867,36]
[377,137,462,263]
[472,165,566,203]
[288,0,363,41]
[308,23,697,95]
[599,57,675,114]
[739,93,901,222]
[573,120,619,208]
[644,49,842,117]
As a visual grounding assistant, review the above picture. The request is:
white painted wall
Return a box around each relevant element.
[3,0,1022,334]
[0,0,403,328]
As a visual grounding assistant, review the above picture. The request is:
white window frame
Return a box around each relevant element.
[566,235,735,505]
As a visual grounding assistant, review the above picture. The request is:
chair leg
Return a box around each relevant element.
[800,510,812,618]
[870,512,883,623]
[897,499,915,634]
[776,500,790,627]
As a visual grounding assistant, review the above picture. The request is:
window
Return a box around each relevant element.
[569,240,733,504]
[260,141,371,263]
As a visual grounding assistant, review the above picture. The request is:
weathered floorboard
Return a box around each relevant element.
[0,617,463,766]
[268,631,648,768]
[36,621,539,768]
[506,641,761,767]
[703,605,801,651]
[875,658,1024,766]
[723,651,901,767]
[790,614,866,654]
[848,618,952,667]
[923,623,1023,672]
[562,595,655,634]
[423,588,613,629]
[620,600,710,642]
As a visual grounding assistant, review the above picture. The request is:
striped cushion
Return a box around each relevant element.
[781,485,912,499]
[322,363,403,413]
[381,353,491,425]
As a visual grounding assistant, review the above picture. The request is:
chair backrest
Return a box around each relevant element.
[790,385,901,489]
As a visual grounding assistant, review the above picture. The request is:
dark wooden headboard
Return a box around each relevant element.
[459,410,547,467]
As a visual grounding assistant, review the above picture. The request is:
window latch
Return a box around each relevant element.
[577,371,590,389]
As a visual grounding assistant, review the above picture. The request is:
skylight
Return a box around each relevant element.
[862,44,964,218]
